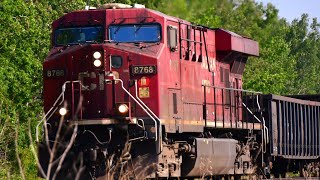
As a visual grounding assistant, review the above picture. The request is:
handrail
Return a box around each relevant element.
[202,84,268,154]
[202,85,262,94]
[134,80,161,143]
[36,85,65,142]
[37,78,160,142]
[36,81,82,142]
[112,79,159,141]
[242,96,269,153]
[256,95,269,153]
[243,95,268,166]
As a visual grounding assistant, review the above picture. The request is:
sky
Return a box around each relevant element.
[256,0,320,22]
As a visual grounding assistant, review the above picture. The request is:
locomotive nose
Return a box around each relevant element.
[63,47,132,120]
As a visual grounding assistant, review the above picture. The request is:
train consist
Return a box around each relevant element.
[37,3,320,179]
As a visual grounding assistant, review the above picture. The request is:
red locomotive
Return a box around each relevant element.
[37,3,320,179]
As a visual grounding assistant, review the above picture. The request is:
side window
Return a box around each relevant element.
[167,26,177,51]
[111,56,122,68]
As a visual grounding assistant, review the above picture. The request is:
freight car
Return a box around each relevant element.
[36,3,320,179]
[262,94,320,178]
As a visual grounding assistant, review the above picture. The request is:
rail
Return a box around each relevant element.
[178,21,211,72]
[202,85,269,153]
[37,77,159,142]
[111,78,160,142]
[36,81,83,142]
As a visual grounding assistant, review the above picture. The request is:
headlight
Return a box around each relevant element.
[93,51,101,59]
[59,107,67,116]
[93,59,102,67]
[115,103,130,117]
[118,104,129,114]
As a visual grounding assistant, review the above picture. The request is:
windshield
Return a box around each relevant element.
[54,26,103,46]
[108,24,161,43]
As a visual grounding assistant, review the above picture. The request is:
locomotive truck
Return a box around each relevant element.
[37,3,320,179]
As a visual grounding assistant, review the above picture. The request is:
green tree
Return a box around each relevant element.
[0,0,85,178]
[285,14,320,94]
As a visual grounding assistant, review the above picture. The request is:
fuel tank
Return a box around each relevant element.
[183,138,237,176]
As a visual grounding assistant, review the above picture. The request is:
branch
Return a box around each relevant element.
[51,124,78,180]
[43,110,53,155]
[0,116,8,140]
[47,95,83,179]
[15,117,26,180]
[46,112,66,179]
[74,157,85,180]
[0,101,8,139]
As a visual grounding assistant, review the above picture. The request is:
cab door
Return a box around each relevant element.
[167,23,181,89]
[167,22,182,132]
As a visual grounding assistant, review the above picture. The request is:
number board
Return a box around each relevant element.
[44,69,66,78]
[131,65,157,76]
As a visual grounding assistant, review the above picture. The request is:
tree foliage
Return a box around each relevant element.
[0,0,320,178]
[0,0,85,178]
